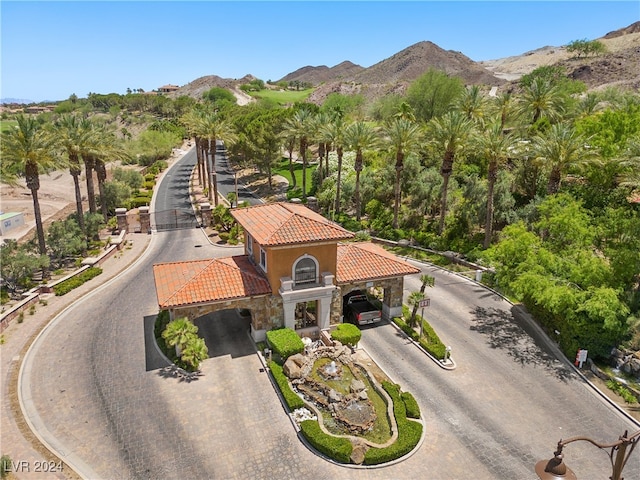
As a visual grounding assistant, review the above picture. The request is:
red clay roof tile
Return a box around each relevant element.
[336,242,420,283]
[153,255,271,308]
[231,202,354,246]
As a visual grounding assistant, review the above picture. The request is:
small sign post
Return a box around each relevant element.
[575,349,588,368]
[419,297,430,338]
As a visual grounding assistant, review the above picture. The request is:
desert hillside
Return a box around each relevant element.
[170,21,640,103]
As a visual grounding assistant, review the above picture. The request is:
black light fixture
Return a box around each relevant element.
[535,429,640,480]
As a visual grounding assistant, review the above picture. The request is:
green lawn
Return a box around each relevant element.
[274,158,315,196]
[0,120,18,133]
[250,88,313,105]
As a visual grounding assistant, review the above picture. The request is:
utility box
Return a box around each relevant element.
[0,212,25,235]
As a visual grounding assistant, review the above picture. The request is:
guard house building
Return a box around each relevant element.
[153,202,419,342]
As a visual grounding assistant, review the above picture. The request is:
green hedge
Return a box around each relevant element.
[394,306,447,360]
[363,381,422,465]
[393,315,419,341]
[53,267,103,296]
[130,196,152,208]
[401,391,421,419]
[331,323,362,346]
[300,420,353,463]
[266,328,304,360]
[268,361,305,410]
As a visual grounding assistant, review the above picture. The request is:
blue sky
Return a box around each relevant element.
[2,1,638,102]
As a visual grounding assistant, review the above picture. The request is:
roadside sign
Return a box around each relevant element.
[419,298,430,308]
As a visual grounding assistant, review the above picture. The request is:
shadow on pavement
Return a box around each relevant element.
[144,314,172,372]
[194,310,256,359]
[469,305,575,382]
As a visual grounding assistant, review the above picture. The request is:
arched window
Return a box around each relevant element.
[294,255,318,285]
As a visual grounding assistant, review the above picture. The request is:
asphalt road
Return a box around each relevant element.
[19,153,640,479]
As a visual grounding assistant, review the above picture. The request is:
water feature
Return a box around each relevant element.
[284,346,392,444]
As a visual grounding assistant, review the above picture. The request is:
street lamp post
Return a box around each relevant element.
[535,429,640,480]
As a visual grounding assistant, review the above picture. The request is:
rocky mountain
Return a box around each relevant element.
[278,61,364,85]
[283,41,505,87]
[170,21,640,103]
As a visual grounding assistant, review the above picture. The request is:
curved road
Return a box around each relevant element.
[19,151,640,479]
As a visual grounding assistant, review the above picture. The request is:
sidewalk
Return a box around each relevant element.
[0,232,151,479]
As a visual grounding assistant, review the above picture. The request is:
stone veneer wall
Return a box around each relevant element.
[338,277,405,321]
[171,295,284,340]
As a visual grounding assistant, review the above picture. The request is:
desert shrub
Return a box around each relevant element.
[266,328,304,360]
[364,381,422,464]
[146,160,168,175]
[401,391,421,419]
[144,181,155,190]
[606,379,639,404]
[113,167,144,189]
[300,420,353,463]
[331,323,362,347]
[53,267,102,296]
[130,196,152,208]
[268,361,305,410]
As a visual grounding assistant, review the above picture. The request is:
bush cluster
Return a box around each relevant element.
[401,391,421,419]
[330,323,362,347]
[364,382,422,464]
[299,420,353,463]
[268,361,304,410]
[606,379,639,404]
[266,328,304,360]
[53,267,102,296]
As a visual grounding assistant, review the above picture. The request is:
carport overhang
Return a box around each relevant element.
[335,242,420,320]
[153,255,273,341]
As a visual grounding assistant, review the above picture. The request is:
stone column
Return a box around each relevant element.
[306,197,319,212]
[200,202,211,227]
[116,208,128,233]
[139,206,151,234]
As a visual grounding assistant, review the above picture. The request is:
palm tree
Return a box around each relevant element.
[455,85,488,125]
[491,92,515,130]
[531,123,595,194]
[180,336,209,371]
[1,115,65,254]
[283,108,315,199]
[319,116,347,214]
[94,127,130,222]
[474,122,519,248]
[180,108,205,186]
[51,114,89,232]
[196,110,237,205]
[383,117,423,229]
[428,111,474,234]
[408,291,427,330]
[409,274,435,328]
[516,77,565,126]
[280,132,297,188]
[344,121,378,221]
[79,117,101,214]
[162,317,198,357]
[312,111,331,183]
[618,139,640,189]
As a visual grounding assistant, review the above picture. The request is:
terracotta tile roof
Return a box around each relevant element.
[153,255,271,309]
[231,202,354,246]
[336,242,420,283]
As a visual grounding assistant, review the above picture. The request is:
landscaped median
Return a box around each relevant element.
[264,327,424,466]
[392,306,455,369]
